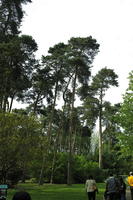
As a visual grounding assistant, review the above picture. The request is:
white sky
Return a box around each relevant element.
[20,0,133,107]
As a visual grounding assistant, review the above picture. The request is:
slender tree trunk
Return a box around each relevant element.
[21,162,26,183]
[3,96,8,112]
[47,80,58,141]
[61,73,74,153]
[99,111,102,168]
[67,121,72,185]
[0,96,3,110]
[33,92,41,114]
[50,128,61,184]
[9,93,15,112]
[38,152,46,185]
[67,68,77,185]
[50,151,56,184]
[71,129,77,154]
[99,91,103,168]
[39,79,59,185]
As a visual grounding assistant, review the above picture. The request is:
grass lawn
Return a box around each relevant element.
[7,183,106,200]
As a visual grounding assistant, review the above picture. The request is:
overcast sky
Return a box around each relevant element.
[21,0,133,106]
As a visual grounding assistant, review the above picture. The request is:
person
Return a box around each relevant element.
[118,176,126,200]
[105,174,119,200]
[128,172,133,200]
[85,175,98,200]
[12,191,31,200]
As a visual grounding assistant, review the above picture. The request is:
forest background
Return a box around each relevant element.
[0,0,133,186]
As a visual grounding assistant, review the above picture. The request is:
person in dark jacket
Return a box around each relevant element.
[118,176,126,200]
[105,174,119,200]
[12,191,31,200]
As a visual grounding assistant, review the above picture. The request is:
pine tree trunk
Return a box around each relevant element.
[67,68,77,185]
[99,112,102,168]
[99,91,103,168]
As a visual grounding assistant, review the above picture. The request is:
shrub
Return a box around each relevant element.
[7,168,23,187]
[72,155,105,183]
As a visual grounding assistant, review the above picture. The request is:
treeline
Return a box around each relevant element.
[0,0,133,186]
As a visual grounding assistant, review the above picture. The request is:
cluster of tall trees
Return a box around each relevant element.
[0,0,133,185]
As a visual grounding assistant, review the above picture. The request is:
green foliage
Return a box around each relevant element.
[7,168,23,187]
[73,155,105,183]
[116,71,133,159]
[0,34,38,112]
[1,0,130,185]
[0,0,32,35]
[84,67,119,168]
[0,0,38,112]
[34,153,106,184]
[0,112,42,184]
[52,153,68,184]
[91,67,118,92]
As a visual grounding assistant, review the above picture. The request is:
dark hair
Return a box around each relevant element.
[88,175,93,179]
[12,191,31,200]
[119,176,124,183]
[109,173,113,177]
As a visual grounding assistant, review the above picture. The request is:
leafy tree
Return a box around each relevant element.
[41,43,69,139]
[35,36,99,185]
[0,112,42,184]
[0,35,38,112]
[0,0,37,112]
[0,0,32,35]
[102,102,120,152]
[82,96,99,130]
[21,64,54,114]
[66,36,99,184]
[38,43,70,184]
[116,71,133,164]
[85,67,118,168]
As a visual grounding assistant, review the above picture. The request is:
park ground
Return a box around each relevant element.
[6,183,131,200]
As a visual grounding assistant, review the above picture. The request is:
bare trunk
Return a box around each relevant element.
[71,129,77,154]
[99,90,103,168]
[9,93,15,112]
[47,81,58,141]
[38,152,46,185]
[50,129,61,184]
[99,113,102,168]
[33,92,41,114]
[67,124,72,185]
[3,96,8,112]
[39,79,59,185]
[67,68,77,185]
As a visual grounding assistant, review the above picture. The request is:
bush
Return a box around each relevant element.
[52,153,68,184]
[72,155,106,183]
[7,168,23,187]
[27,178,37,183]
[30,152,107,184]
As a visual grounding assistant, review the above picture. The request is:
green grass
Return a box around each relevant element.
[7,183,106,200]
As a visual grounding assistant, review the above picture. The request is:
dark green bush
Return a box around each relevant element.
[7,168,23,187]
[72,155,106,183]
[30,152,107,184]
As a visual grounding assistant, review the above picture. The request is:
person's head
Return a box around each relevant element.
[109,173,113,177]
[12,191,31,200]
[88,175,93,180]
[130,172,133,176]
